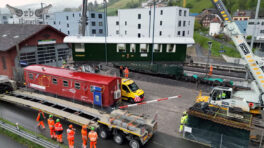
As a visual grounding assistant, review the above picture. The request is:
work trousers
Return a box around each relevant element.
[38,121,45,129]
[57,134,63,143]
[82,137,87,148]
[49,129,55,139]
[90,141,97,148]
[179,124,184,133]
[68,139,74,148]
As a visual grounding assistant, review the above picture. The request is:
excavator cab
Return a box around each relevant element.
[209,87,233,107]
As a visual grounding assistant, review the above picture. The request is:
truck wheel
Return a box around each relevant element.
[129,139,141,148]
[113,133,124,145]
[99,126,109,139]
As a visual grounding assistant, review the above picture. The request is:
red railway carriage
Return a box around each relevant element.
[24,65,121,107]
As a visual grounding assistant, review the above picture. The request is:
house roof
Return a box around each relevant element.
[0,24,66,52]
[233,10,252,18]
[64,36,195,44]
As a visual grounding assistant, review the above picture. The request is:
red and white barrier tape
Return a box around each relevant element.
[119,95,181,109]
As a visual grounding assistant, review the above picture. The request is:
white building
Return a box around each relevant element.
[108,6,195,39]
[209,22,221,36]
[246,19,264,38]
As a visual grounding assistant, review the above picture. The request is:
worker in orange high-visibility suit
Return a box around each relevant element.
[54,119,64,143]
[209,65,213,76]
[88,126,98,148]
[47,115,56,139]
[67,124,75,148]
[124,67,129,78]
[36,110,45,129]
[81,125,88,148]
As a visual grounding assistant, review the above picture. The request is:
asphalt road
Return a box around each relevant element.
[0,101,208,148]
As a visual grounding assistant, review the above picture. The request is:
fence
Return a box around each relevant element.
[183,125,264,148]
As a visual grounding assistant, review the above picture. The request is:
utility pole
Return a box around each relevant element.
[104,0,108,64]
[151,0,156,65]
[81,0,88,36]
[250,0,261,50]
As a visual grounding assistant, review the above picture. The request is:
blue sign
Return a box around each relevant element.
[92,86,102,106]
[219,50,225,53]
[20,61,28,66]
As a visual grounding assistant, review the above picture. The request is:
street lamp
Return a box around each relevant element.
[206,41,212,75]
[151,0,156,65]
[104,0,108,65]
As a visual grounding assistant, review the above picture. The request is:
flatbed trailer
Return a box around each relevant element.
[0,89,157,148]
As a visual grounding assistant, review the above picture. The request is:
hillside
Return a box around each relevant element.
[103,0,264,15]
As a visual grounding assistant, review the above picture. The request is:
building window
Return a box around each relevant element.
[59,21,60,25]
[92,22,96,26]
[260,30,264,33]
[99,22,103,26]
[184,11,186,16]
[160,10,163,15]
[160,21,163,26]
[138,14,141,19]
[72,13,75,17]
[262,22,264,25]
[75,43,85,52]
[248,22,254,25]
[98,14,102,18]
[140,44,149,53]
[183,31,185,36]
[138,33,141,38]
[92,29,96,34]
[125,30,127,35]
[167,44,176,53]
[138,24,141,29]
[116,30,119,35]
[29,73,33,80]
[79,13,81,17]
[125,21,127,26]
[179,10,182,16]
[159,31,162,36]
[153,44,162,52]
[67,23,69,27]
[91,13,95,18]
[68,31,70,35]
[149,10,151,15]
[75,82,80,89]
[117,44,126,52]
[52,78,57,84]
[178,31,181,36]
[178,21,181,27]
[53,21,56,25]
[188,21,190,25]
[116,21,119,25]
[66,16,69,20]
[130,44,136,52]
[183,21,186,27]
[63,80,69,87]
[99,29,103,34]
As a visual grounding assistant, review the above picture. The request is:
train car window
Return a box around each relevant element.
[140,44,149,53]
[75,82,80,89]
[63,80,69,87]
[29,73,33,80]
[52,78,57,84]
[153,44,162,52]
[130,44,136,52]
[117,44,126,53]
[75,43,85,52]
[166,44,176,53]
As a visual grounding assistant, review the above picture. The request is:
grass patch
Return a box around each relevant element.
[0,117,67,148]
[194,32,241,58]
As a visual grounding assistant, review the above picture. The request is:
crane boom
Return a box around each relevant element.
[211,0,264,94]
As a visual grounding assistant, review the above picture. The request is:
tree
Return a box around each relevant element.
[186,3,193,9]
[194,20,202,31]
[63,8,73,12]
[238,0,247,10]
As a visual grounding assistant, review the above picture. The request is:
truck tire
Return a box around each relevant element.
[113,133,124,145]
[129,97,135,104]
[129,139,141,148]
[98,126,110,139]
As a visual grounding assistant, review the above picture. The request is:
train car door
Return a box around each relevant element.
[91,86,102,106]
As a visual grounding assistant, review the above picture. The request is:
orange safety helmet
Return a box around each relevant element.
[69,124,73,129]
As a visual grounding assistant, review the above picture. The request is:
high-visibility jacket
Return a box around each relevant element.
[180,115,188,125]
[55,122,63,135]
[67,128,75,140]
[124,68,129,75]
[81,128,88,139]
[88,131,98,142]
[36,112,45,121]
[48,118,55,130]
[218,92,226,99]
